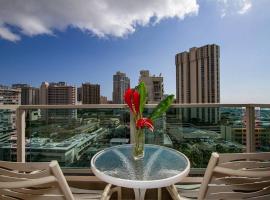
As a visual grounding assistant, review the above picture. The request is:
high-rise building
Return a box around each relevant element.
[40,82,49,105]
[0,86,21,105]
[176,44,220,103]
[0,86,21,155]
[113,71,130,104]
[82,83,100,104]
[47,82,76,105]
[139,70,164,103]
[39,82,77,122]
[175,44,220,122]
[39,82,49,121]
[12,84,39,105]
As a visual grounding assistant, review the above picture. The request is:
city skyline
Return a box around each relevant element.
[0,0,270,103]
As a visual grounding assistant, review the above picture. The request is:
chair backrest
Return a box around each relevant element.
[198,152,270,200]
[0,160,74,200]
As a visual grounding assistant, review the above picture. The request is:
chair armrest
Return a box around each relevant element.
[214,166,270,177]
[0,176,57,189]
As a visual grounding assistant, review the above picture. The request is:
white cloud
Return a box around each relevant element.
[0,25,21,42]
[238,0,252,14]
[218,0,252,17]
[0,0,199,42]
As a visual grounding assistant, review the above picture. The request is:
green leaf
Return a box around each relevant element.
[137,82,147,114]
[150,95,174,120]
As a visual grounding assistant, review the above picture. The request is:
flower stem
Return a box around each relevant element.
[133,128,144,160]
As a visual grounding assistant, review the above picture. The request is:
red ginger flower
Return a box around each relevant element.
[124,88,140,115]
[124,88,134,112]
[136,118,154,132]
[133,90,140,114]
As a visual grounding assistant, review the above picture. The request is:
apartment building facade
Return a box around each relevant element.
[0,86,21,157]
[82,83,100,104]
[39,82,77,122]
[175,44,220,123]
[113,71,130,104]
[12,84,39,105]
[139,70,164,103]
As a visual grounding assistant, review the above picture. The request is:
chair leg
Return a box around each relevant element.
[107,186,121,200]
[116,187,122,200]
[101,184,112,200]
[166,185,175,200]
[166,185,181,200]
[158,188,162,200]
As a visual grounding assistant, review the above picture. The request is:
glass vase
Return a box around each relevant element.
[133,128,145,160]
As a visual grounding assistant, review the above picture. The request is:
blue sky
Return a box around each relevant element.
[0,0,269,103]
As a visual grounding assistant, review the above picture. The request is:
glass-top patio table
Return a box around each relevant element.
[91,144,190,200]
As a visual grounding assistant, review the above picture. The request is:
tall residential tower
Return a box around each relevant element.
[175,44,220,122]
[113,71,130,104]
[176,44,220,103]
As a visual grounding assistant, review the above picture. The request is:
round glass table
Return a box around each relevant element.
[91,144,190,200]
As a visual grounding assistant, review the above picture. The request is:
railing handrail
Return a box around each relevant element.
[0,103,270,110]
[0,105,19,109]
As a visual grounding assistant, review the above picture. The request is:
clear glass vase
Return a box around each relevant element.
[133,128,145,160]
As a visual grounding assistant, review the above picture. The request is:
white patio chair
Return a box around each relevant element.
[0,160,121,200]
[167,152,270,200]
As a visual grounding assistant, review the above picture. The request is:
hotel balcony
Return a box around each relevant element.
[0,104,269,199]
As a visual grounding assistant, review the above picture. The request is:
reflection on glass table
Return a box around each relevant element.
[91,144,190,200]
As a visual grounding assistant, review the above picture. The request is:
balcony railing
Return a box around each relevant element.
[0,104,270,174]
